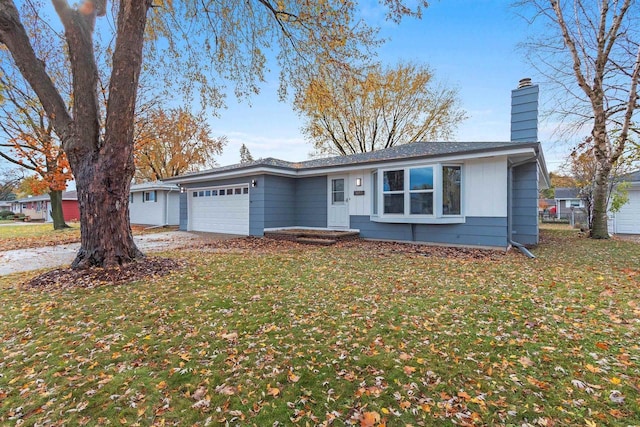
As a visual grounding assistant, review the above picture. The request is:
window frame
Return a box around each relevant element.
[372,163,464,223]
[143,190,157,203]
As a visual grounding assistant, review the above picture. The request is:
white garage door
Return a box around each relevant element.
[614,189,640,234]
[189,185,250,235]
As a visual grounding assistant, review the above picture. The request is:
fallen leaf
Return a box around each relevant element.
[360,411,380,427]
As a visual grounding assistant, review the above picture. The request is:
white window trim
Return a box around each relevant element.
[371,163,465,224]
[143,190,157,203]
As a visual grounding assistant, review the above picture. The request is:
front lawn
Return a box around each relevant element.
[0,223,176,251]
[1,227,638,425]
[0,223,80,250]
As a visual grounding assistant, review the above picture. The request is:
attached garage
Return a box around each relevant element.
[610,188,640,234]
[189,184,250,235]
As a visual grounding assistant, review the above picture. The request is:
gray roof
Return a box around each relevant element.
[554,187,581,199]
[130,181,179,192]
[621,169,640,182]
[167,141,540,181]
[15,190,77,203]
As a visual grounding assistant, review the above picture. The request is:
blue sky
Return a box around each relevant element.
[210,0,571,172]
[0,0,571,176]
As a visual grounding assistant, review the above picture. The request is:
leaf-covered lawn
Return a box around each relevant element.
[0,223,81,251]
[1,227,638,426]
[0,223,176,251]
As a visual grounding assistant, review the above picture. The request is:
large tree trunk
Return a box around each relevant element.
[0,0,151,269]
[49,189,69,230]
[71,152,141,269]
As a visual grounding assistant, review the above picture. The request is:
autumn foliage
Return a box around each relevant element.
[134,108,226,182]
[296,62,466,156]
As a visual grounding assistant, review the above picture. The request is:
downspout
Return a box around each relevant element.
[165,189,170,226]
[508,162,535,259]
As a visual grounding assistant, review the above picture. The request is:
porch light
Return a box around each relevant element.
[180,186,186,194]
[356,178,362,187]
[251,179,258,187]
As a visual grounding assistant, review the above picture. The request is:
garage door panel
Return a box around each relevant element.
[189,185,250,235]
[614,189,640,234]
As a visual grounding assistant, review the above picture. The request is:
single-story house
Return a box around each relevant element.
[165,79,550,249]
[0,200,12,211]
[608,170,640,235]
[129,182,180,226]
[553,187,586,219]
[11,191,79,222]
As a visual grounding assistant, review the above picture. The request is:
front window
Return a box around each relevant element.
[442,166,461,215]
[372,172,378,215]
[409,167,434,215]
[375,164,462,220]
[383,170,404,214]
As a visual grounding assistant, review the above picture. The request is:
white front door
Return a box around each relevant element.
[327,176,349,228]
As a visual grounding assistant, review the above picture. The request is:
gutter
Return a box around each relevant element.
[509,239,535,258]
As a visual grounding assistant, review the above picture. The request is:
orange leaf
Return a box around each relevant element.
[360,411,380,427]
[403,365,416,375]
[458,391,471,400]
[266,384,280,397]
[287,371,300,383]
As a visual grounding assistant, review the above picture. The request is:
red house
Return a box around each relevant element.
[12,191,79,222]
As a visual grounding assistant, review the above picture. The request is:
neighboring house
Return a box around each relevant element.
[129,182,180,226]
[165,79,550,250]
[554,187,587,219]
[608,170,640,235]
[11,191,79,222]
[0,200,12,211]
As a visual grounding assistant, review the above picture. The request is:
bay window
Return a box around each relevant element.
[374,164,462,222]
[383,170,404,214]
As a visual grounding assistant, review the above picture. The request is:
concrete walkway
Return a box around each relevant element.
[0,231,236,276]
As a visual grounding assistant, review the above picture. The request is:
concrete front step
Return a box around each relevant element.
[296,237,338,246]
[265,229,359,245]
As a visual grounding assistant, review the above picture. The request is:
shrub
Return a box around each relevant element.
[0,210,15,220]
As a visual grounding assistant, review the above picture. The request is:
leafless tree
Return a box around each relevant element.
[517,0,640,238]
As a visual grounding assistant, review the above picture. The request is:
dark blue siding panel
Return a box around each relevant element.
[512,162,539,245]
[511,85,539,142]
[263,175,296,230]
[179,192,188,231]
[351,216,508,248]
[295,176,328,227]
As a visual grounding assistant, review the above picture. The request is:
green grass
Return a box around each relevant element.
[0,223,80,251]
[1,227,639,426]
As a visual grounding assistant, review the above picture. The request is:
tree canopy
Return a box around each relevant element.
[295,62,466,156]
[134,108,225,182]
[0,0,429,268]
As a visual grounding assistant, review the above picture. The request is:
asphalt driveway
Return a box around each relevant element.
[0,231,239,276]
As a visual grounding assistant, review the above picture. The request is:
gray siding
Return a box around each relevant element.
[263,175,296,231]
[511,84,539,142]
[295,176,328,227]
[511,161,539,245]
[179,192,188,230]
[351,216,508,248]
